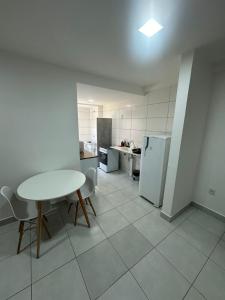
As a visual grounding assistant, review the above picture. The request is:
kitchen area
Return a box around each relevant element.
[77,83,176,207]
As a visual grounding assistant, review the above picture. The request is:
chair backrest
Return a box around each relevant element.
[0,186,19,219]
[86,168,97,186]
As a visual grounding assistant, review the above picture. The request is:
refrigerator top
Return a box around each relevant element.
[144,134,171,140]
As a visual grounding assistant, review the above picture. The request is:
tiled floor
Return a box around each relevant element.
[1,169,225,300]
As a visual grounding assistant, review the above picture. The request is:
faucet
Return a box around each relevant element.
[129,140,136,149]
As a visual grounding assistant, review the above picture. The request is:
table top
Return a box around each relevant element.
[17,170,86,201]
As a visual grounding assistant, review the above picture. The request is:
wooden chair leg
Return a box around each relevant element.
[42,218,51,239]
[87,197,96,216]
[74,202,79,225]
[43,215,48,223]
[17,221,24,254]
[36,201,43,259]
[77,189,90,227]
[68,203,73,214]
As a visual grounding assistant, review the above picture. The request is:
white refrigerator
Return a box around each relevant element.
[139,135,171,207]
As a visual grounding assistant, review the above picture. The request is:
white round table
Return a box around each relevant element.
[17,170,88,258]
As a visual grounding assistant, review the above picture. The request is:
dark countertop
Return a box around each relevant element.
[80,150,98,160]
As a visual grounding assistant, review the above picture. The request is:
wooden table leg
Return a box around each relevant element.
[77,189,90,227]
[36,201,43,258]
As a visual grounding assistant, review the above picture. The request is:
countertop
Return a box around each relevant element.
[110,146,141,157]
[80,150,98,160]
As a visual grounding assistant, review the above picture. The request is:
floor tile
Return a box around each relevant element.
[96,209,129,237]
[68,219,106,256]
[110,178,132,189]
[188,209,225,237]
[0,252,31,299]
[157,232,207,282]
[31,228,75,282]
[131,249,190,300]
[44,210,67,236]
[32,260,89,300]
[223,233,225,241]
[98,272,148,300]
[121,186,139,200]
[0,220,18,235]
[133,196,156,213]
[7,287,31,300]
[87,194,114,215]
[77,240,127,300]
[96,183,118,195]
[118,201,149,223]
[175,220,219,256]
[106,190,131,207]
[60,202,95,230]
[184,287,205,300]
[134,210,173,245]
[194,260,225,300]
[0,227,30,263]
[170,207,196,227]
[109,225,153,268]
[210,239,225,270]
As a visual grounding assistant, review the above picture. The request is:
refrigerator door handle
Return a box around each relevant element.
[144,137,149,155]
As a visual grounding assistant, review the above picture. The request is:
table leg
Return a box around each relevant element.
[77,189,90,227]
[36,201,43,258]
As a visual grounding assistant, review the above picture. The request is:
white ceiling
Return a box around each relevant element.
[77,83,144,106]
[1,0,225,87]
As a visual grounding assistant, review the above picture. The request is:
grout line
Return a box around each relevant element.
[186,214,225,238]
[174,217,223,258]
[6,285,32,300]
[62,213,92,300]
[181,232,224,300]
[73,203,196,299]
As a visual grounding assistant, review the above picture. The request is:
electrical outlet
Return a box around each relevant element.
[208,188,216,196]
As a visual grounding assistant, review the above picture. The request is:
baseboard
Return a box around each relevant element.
[191,202,225,223]
[160,211,172,222]
[160,203,192,222]
[0,216,16,227]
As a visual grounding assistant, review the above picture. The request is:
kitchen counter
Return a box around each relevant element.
[110,146,141,157]
[80,150,98,160]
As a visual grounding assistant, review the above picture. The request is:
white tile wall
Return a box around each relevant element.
[78,104,103,142]
[147,118,167,132]
[147,103,169,118]
[103,85,177,147]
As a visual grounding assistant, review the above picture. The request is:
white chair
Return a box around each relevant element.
[0,186,51,254]
[67,168,96,225]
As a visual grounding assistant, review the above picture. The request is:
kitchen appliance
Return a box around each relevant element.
[99,147,119,173]
[97,118,112,150]
[139,135,171,207]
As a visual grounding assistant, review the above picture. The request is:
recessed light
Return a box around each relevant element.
[88,99,94,103]
[138,18,163,38]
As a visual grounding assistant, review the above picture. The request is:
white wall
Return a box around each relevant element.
[0,52,80,220]
[103,85,177,147]
[193,70,225,217]
[162,51,212,217]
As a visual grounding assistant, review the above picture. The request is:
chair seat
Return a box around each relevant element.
[67,178,94,203]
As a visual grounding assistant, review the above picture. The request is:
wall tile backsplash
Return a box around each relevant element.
[103,85,177,147]
[78,104,103,142]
